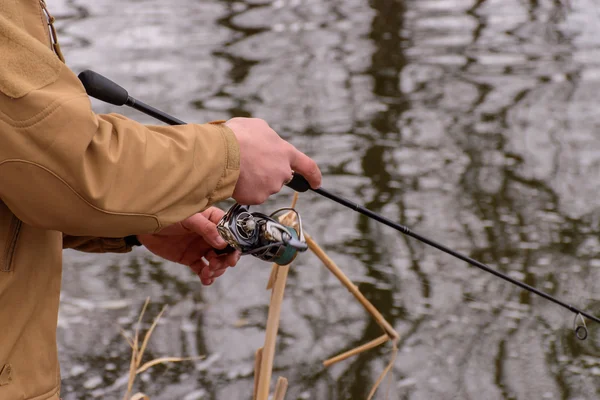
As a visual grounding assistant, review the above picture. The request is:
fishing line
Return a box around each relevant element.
[77,69,598,339]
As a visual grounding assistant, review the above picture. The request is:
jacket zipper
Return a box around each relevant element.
[2,216,22,272]
[39,0,65,62]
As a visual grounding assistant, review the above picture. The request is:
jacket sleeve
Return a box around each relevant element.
[0,16,240,238]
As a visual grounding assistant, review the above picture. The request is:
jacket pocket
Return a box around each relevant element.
[0,202,22,272]
[0,13,62,99]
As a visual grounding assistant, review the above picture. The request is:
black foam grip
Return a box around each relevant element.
[78,70,129,106]
[285,173,311,192]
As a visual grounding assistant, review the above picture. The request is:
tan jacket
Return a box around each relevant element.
[0,1,240,399]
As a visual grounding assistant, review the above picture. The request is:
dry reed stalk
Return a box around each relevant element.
[273,377,289,400]
[305,233,400,398]
[256,264,290,400]
[305,234,399,341]
[253,348,263,400]
[256,194,399,399]
[123,299,149,399]
[121,298,204,400]
[255,195,299,398]
[366,341,398,400]
[323,334,390,368]
[266,264,278,291]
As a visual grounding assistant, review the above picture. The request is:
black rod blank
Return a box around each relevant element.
[78,69,600,329]
[315,187,600,325]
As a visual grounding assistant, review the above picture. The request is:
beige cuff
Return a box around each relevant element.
[206,121,241,204]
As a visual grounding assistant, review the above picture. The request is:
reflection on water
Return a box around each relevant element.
[52,0,600,398]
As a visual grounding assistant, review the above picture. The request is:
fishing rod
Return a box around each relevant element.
[78,69,598,339]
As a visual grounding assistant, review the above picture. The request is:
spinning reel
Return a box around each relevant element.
[216,204,308,265]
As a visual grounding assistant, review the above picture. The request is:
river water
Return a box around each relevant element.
[51,0,600,399]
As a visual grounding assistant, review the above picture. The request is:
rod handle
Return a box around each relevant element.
[285,173,311,193]
[78,69,129,106]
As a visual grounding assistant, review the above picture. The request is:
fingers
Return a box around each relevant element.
[190,259,212,285]
[181,212,228,249]
[200,263,214,282]
[289,147,322,189]
[202,206,226,224]
[228,117,322,204]
[211,268,228,279]
[206,250,241,270]
[190,259,222,286]
[190,250,240,286]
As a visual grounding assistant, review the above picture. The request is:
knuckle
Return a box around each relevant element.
[258,187,272,202]
[285,143,297,155]
[245,193,265,205]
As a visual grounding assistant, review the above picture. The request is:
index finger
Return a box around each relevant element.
[289,147,322,189]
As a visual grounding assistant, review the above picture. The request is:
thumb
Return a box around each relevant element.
[182,213,228,249]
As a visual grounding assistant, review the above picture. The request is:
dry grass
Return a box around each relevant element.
[120,298,204,400]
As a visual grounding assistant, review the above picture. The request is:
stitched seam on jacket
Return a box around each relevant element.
[206,127,229,204]
[0,159,162,230]
[0,92,86,128]
[20,383,61,400]
[0,92,62,126]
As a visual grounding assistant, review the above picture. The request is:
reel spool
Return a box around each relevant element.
[216,204,308,265]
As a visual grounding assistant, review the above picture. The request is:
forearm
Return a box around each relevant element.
[1,56,239,237]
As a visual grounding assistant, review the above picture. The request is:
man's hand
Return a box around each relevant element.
[226,117,322,204]
[137,207,240,285]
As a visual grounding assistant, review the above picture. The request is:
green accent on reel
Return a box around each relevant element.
[274,227,300,266]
